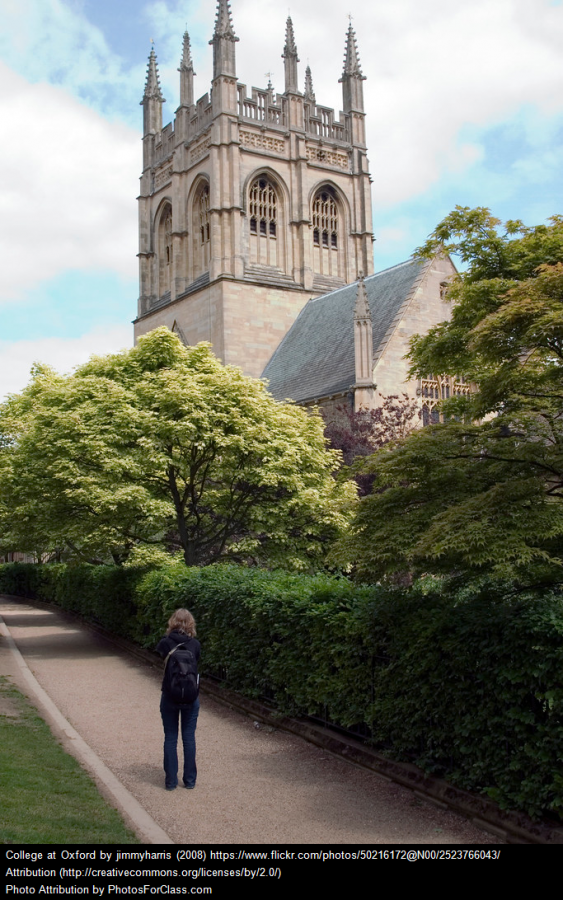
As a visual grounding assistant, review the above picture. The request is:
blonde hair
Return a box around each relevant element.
[167,608,197,637]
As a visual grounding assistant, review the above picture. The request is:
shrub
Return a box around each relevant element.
[2,562,562,819]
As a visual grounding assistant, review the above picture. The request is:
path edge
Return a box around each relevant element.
[4,594,563,846]
[0,613,174,845]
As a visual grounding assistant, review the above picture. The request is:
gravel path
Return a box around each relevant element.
[0,597,499,845]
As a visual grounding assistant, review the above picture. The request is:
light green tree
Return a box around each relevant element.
[0,329,354,568]
[337,208,563,585]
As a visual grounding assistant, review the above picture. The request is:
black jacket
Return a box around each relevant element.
[156,629,201,662]
[156,630,201,695]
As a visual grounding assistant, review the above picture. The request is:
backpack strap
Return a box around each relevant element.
[164,642,187,670]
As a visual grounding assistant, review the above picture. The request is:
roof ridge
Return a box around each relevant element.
[309,258,419,304]
[366,258,420,279]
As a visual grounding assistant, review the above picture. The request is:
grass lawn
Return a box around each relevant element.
[0,677,139,844]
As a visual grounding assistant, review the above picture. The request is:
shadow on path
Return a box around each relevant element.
[0,597,499,845]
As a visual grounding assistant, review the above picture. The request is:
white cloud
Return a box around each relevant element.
[0,0,562,316]
[0,325,133,400]
[0,0,143,121]
[0,62,139,303]
[145,0,563,207]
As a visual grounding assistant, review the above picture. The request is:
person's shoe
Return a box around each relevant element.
[165,785,177,791]
[184,783,195,789]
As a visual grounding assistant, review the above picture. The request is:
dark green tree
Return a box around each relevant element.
[337,208,563,585]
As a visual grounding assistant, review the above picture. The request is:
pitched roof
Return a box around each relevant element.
[262,258,427,403]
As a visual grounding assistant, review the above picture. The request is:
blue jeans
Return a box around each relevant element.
[160,692,200,789]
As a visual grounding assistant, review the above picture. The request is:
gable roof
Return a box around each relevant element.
[262,258,427,403]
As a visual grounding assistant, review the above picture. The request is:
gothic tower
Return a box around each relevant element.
[135,1,374,378]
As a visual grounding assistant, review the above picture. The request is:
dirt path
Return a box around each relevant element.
[0,597,499,845]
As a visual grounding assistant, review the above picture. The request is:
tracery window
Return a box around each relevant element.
[419,375,472,426]
[165,212,172,262]
[249,176,278,266]
[199,185,210,246]
[192,182,210,279]
[158,203,173,299]
[313,189,338,249]
[312,186,340,278]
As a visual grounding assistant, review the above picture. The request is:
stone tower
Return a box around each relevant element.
[134,1,374,377]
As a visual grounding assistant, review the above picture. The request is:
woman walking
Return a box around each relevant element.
[156,609,201,791]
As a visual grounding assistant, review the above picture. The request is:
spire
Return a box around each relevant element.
[339,22,366,116]
[178,31,195,107]
[140,47,165,136]
[213,0,237,39]
[179,30,194,72]
[282,16,299,93]
[142,48,165,103]
[283,16,298,58]
[304,65,315,104]
[210,0,239,79]
[341,22,364,79]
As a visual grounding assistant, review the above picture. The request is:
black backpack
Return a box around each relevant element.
[164,642,200,705]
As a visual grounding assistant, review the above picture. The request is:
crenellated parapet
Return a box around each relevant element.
[141,3,367,162]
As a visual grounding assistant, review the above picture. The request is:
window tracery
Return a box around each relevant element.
[419,375,472,426]
[249,176,279,266]
[192,183,210,279]
[312,186,340,278]
[158,204,173,299]
[199,185,210,246]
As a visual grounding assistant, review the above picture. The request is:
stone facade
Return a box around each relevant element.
[134,2,374,378]
[371,256,456,401]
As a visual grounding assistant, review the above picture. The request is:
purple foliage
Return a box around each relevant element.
[324,395,420,495]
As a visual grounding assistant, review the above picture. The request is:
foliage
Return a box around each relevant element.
[338,208,563,584]
[0,562,141,638]
[323,395,419,495]
[411,206,563,415]
[0,329,354,569]
[3,561,563,821]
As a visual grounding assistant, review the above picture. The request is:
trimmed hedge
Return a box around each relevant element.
[1,562,562,820]
[0,562,140,639]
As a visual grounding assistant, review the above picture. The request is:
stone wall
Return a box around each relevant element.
[372,257,456,403]
[134,277,317,379]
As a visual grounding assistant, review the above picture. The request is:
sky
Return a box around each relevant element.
[0,0,562,399]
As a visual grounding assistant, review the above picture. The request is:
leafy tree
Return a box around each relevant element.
[323,395,419,496]
[0,329,354,569]
[338,208,563,585]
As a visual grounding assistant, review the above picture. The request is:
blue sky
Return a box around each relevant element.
[0,0,562,397]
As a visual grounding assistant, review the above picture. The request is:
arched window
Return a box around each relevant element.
[312,186,341,279]
[419,375,473,425]
[249,176,278,267]
[158,203,173,299]
[192,183,210,279]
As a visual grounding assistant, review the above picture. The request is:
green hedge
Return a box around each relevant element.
[1,562,562,820]
[0,562,141,639]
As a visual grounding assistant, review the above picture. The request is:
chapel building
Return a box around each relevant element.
[134,1,374,379]
[134,1,459,420]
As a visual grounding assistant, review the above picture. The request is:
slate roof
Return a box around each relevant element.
[262,258,427,403]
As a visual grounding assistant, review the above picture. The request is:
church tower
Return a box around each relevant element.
[135,2,374,377]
